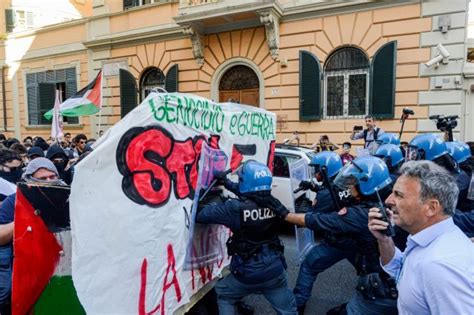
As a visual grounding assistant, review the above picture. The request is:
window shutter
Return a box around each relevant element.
[370,41,397,119]
[38,83,56,125]
[123,0,138,10]
[5,9,15,33]
[26,73,38,125]
[299,51,322,121]
[65,68,78,124]
[165,64,179,92]
[119,69,138,118]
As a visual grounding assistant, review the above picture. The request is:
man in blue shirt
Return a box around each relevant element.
[368,160,474,315]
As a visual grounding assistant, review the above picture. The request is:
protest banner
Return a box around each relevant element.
[70,93,276,314]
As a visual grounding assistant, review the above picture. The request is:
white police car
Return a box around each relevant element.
[272,144,317,211]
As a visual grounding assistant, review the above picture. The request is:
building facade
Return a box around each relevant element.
[0,0,472,146]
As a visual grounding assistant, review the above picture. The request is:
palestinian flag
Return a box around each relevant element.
[44,70,102,120]
[12,184,84,315]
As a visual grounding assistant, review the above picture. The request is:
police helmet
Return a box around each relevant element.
[406,134,447,161]
[446,141,472,164]
[334,156,392,196]
[238,160,272,194]
[376,133,401,146]
[374,144,404,170]
[309,151,343,179]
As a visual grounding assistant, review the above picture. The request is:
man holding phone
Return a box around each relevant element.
[368,160,473,315]
[351,115,384,152]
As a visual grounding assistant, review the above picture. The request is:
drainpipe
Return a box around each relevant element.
[1,67,6,132]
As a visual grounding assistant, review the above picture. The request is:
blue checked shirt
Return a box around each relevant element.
[382,218,474,315]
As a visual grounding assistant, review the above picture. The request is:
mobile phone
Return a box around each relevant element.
[376,192,395,237]
[353,126,363,131]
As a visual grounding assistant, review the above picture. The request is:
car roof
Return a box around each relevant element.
[275,144,316,158]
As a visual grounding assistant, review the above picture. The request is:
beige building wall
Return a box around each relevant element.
[1,0,470,145]
[104,3,431,149]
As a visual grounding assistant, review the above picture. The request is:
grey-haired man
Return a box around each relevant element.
[368,160,474,315]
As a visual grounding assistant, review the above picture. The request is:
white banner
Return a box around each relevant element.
[70,93,276,314]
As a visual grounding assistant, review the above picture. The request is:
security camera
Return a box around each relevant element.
[424,44,451,68]
[424,55,443,68]
[436,43,450,59]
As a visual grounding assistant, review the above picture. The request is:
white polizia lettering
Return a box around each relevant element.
[243,208,275,222]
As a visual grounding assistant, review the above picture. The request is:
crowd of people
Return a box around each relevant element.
[198,116,473,314]
[0,132,97,314]
[0,118,473,315]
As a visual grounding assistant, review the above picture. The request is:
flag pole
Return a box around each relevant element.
[97,68,103,138]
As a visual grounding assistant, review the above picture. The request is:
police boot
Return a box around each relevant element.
[326,303,347,315]
[236,301,254,315]
[297,304,306,315]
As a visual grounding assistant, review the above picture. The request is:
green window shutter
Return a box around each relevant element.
[119,69,138,118]
[65,68,79,124]
[26,73,38,125]
[123,0,139,10]
[165,64,179,92]
[370,41,397,119]
[5,9,15,33]
[38,83,56,125]
[299,50,322,121]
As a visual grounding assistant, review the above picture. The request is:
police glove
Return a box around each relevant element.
[213,171,228,182]
[266,196,290,219]
[298,180,314,191]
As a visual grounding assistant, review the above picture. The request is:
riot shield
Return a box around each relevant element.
[288,158,316,263]
[185,142,230,270]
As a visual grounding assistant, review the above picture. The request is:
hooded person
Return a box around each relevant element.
[33,137,49,153]
[0,157,65,312]
[0,149,23,186]
[46,145,72,185]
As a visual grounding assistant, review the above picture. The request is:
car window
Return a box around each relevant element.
[273,154,300,178]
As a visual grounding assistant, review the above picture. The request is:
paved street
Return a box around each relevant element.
[245,233,358,314]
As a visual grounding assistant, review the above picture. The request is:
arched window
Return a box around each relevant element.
[324,47,369,118]
[139,67,165,101]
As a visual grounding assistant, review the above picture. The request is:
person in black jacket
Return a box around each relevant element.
[197,160,297,315]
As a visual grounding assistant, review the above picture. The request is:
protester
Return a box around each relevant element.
[27,146,45,161]
[350,115,384,152]
[72,134,88,158]
[9,143,28,166]
[311,135,339,152]
[197,161,297,314]
[0,157,65,314]
[64,132,72,146]
[46,145,73,185]
[340,142,354,165]
[0,149,23,185]
[368,160,474,314]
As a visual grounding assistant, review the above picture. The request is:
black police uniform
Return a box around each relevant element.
[298,201,398,315]
[196,181,297,314]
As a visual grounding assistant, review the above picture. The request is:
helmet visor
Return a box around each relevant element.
[333,161,367,191]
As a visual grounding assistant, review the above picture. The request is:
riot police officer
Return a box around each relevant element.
[374,144,404,181]
[375,133,400,146]
[292,152,358,314]
[196,160,297,315]
[407,134,472,211]
[447,141,474,237]
[273,156,398,315]
[298,151,352,213]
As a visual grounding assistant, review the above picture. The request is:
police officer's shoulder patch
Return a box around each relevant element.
[337,207,348,216]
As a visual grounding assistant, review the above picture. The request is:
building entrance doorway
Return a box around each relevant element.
[218,65,259,106]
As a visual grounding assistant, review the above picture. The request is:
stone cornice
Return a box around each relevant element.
[83,24,185,50]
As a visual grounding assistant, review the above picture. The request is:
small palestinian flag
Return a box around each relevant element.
[44,70,102,120]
